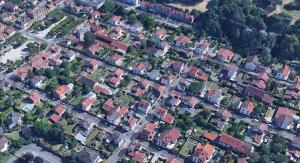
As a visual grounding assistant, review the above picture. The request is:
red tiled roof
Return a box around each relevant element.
[102,98,115,113]
[28,91,40,103]
[93,85,110,95]
[218,134,252,155]
[55,105,65,115]
[282,64,290,78]
[203,131,217,141]
[55,85,69,96]
[81,97,96,108]
[154,29,167,37]
[114,68,124,76]
[162,113,175,124]
[158,128,180,146]
[194,143,215,162]
[176,36,190,43]
[218,48,233,59]
[128,151,144,163]
[241,101,255,112]
[50,114,61,123]
[143,123,158,133]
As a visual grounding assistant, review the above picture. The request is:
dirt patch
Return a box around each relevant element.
[168,0,211,13]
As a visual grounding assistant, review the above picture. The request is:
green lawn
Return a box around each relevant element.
[114,93,134,107]
[179,138,197,157]
[4,131,20,141]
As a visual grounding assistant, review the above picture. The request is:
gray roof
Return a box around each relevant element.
[77,147,99,163]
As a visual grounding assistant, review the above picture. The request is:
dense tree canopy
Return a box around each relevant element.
[195,0,300,60]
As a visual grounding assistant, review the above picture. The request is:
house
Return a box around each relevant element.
[256,68,269,81]
[192,143,215,163]
[166,93,181,107]
[202,131,217,141]
[240,101,255,116]
[218,134,254,155]
[140,1,194,23]
[195,41,209,56]
[291,137,300,150]
[107,54,124,66]
[75,0,104,9]
[5,112,23,129]
[205,87,223,106]
[140,122,158,141]
[31,75,46,88]
[49,113,62,123]
[13,65,31,81]
[244,56,259,71]
[95,32,128,54]
[121,116,138,131]
[2,2,19,12]
[220,64,238,81]
[153,107,175,124]
[81,92,97,111]
[130,21,143,33]
[107,106,128,125]
[128,150,146,163]
[246,123,268,145]
[87,41,103,56]
[54,83,74,100]
[102,98,115,114]
[156,128,180,149]
[176,78,191,92]
[26,91,40,104]
[170,61,184,74]
[160,74,175,85]
[276,64,290,80]
[108,15,122,26]
[118,0,140,6]
[0,137,9,152]
[181,96,199,109]
[0,80,11,92]
[78,76,98,89]
[76,147,101,163]
[133,63,147,75]
[251,79,266,90]
[93,84,112,96]
[106,75,122,88]
[131,79,150,97]
[175,36,191,47]
[187,67,208,81]
[217,48,234,63]
[74,121,95,145]
[151,28,167,42]
[146,85,164,103]
[83,59,99,73]
[273,107,297,130]
[244,85,274,105]
[61,50,76,62]
[134,100,151,115]
[210,109,231,131]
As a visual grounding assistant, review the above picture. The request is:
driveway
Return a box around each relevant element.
[6,144,62,163]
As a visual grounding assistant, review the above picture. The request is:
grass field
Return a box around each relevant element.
[179,138,197,157]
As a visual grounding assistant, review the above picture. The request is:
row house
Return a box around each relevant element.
[140,1,194,23]
[218,134,254,156]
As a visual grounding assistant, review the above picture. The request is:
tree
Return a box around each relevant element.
[84,31,95,47]
[103,0,116,13]
[188,81,204,94]
[33,120,51,137]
